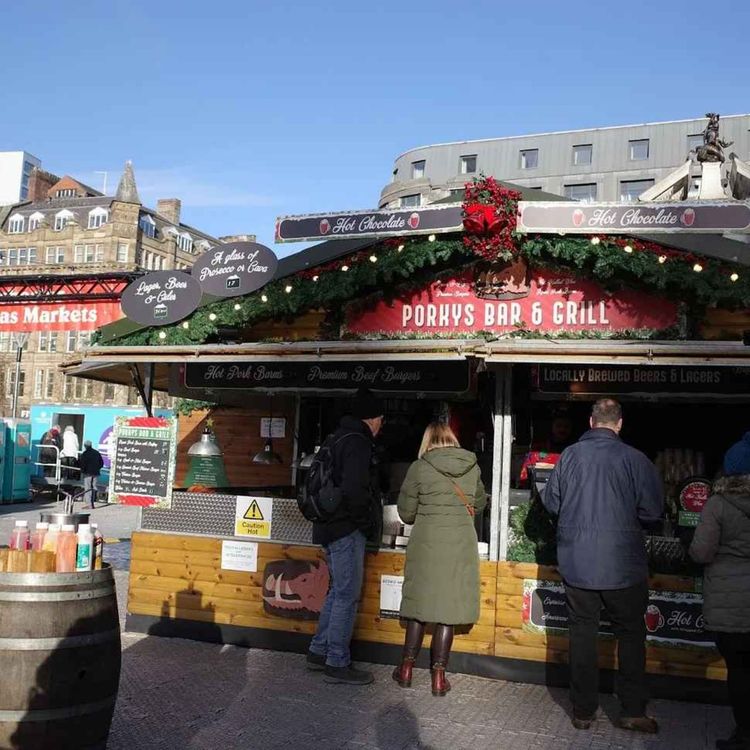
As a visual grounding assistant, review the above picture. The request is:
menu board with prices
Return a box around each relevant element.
[108,416,177,508]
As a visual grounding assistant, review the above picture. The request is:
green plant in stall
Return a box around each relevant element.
[507,498,558,565]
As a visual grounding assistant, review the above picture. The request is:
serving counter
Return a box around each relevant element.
[127,491,726,701]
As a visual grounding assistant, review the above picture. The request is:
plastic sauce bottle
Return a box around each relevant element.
[75,524,94,572]
[56,525,78,573]
[43,523,61,554]
[10,521,30,550]
[91,523,104,570]
[31,522,49,551]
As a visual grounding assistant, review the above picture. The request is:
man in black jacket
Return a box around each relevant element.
[543,398,663,733]
[307,389,383,685]
[79,440,104,508]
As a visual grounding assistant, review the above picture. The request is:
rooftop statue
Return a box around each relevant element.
[695,113,734,164]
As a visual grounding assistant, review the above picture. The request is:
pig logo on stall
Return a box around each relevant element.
[475,257,531,301]
[262,560,330,620]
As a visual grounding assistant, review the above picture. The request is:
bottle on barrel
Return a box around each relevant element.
[9,520,30,550]
[43,523,60,554]
[31,522,48,551]
[91,523,104,570]
[56,525,77,573]
[75,524,94,572]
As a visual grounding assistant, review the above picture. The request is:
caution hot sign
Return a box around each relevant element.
[234,496,273,539]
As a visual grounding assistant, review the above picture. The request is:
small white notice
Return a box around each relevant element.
[260,417,286,438]
[380,574,404,619]
[221,540,259,572]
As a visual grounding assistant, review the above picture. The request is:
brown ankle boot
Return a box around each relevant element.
[431,663,451,696]
[392,657,415,687]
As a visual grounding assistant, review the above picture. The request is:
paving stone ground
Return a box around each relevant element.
[109,571,733,750]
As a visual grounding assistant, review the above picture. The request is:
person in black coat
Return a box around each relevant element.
[307,388,383,687]
[543,398,663,734]
[79,440,104,508]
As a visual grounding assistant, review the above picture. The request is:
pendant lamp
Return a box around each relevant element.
[188,426,223,457]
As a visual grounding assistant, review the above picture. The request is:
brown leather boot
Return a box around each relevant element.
[392,619,425,688]
[430,624,454,697]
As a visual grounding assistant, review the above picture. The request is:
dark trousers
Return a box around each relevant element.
[564,580,649,717]
[715,631,750,736]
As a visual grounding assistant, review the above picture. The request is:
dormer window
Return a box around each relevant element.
[28,212,44,231]
[87,207,108,229]
[177,232,193,253]
[56,188,77,198]
[8,214,25,234]
[54,210,74,231]
[139,214,156,238]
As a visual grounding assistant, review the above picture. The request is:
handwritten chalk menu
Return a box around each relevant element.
[108,416,178,508]
[191,241,278,298]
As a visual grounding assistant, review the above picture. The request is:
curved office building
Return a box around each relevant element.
[379,114,750,208]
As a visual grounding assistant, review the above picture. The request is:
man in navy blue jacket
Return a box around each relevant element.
[544,398,663,734]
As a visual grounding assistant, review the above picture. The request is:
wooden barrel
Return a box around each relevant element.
[0,566,121,750]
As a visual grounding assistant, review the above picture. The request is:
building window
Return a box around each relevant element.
[459,155,477,175]
[87,207,108,229]
[629,139,649,161]
[6,249,17,265]
[8,214,25,234]
[66,331,77,353]
[619,178,655,202]
[74,378,93,401]
[28,212,44,231]
[103,382,115,402]
[46,246,65,264]
[411,160,425,179]
[54,210,74,231]
[38,331,58,353]
[45,371,55,400]
[34,370,44,399]
[400,194,421,208]
[573,144,593,166]
[520,149,539,170]
[19,247,36,265]
[116,243,128,263]
[139,214,157,238]
[56,188,77,198]
[6,368,25,398]
[0,333,10,352]
[177,233,193,253]
[564,183,598,201]
[74,244,103,263]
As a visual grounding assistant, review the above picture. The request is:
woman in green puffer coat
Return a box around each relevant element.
[392,422,487,697]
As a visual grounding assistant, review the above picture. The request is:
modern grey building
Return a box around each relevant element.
[379,114,750,208]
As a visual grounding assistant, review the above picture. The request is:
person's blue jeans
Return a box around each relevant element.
[310,530,366,668]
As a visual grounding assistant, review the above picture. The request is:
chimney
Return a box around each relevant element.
[157,198,181,225]
[27,167,60,202]
[218,234,257,244]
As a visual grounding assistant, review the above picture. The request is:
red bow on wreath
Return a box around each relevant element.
[463,203,502,235]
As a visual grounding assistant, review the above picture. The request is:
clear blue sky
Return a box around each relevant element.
[3,0,749,255]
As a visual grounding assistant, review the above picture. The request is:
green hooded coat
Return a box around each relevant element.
[397,447,487,625]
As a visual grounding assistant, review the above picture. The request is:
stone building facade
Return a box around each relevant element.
[0,162,224,415]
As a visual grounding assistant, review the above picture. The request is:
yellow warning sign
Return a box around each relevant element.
[235,496,272,539]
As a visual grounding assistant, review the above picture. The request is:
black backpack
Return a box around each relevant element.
[298,431,366,522]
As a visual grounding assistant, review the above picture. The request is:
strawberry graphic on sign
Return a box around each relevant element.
[572,209,585,227]
[408,212,420,229]
[681,208,696,227]
[320,218,331,235]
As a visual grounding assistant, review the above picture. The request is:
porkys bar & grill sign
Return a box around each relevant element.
[517,200,750,234]
[275,204,464,242]
[345,265,678,336]
[183,361,469,393]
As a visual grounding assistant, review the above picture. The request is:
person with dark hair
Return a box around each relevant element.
[690,434,750,750]
[543,398,663,733]
[307,388,383,686]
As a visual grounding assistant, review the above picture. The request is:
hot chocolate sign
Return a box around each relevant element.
[345,269,679,335]
[517,200,750,234]
[191,241,278,298]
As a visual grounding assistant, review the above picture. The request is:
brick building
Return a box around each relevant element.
[0,161,224,415]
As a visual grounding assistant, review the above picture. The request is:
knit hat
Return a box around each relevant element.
[351,388,383,420]
[723,432,750,476]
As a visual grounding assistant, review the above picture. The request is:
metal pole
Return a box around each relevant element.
[11,345,22,419]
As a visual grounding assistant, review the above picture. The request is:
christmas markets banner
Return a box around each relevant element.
[344,266,678,336]
[0,300,122,332]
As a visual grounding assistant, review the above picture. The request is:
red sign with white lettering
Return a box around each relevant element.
[345,270,678,335]
[0,301,122,332]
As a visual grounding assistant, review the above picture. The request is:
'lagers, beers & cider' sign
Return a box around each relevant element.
[183,360,469,393]
[120,271,202,326]
[275,204,464,243]
[191,241,278,298]
[345,269,678,335]
[517,200,750,234]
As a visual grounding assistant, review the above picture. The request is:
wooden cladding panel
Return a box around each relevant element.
[495,561,726,681]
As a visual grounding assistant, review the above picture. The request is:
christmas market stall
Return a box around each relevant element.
[63,149,750,700]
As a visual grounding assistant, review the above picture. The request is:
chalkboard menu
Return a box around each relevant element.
[109,416,177,508]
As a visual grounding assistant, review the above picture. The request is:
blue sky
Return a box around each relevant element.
[3,0,749,255]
